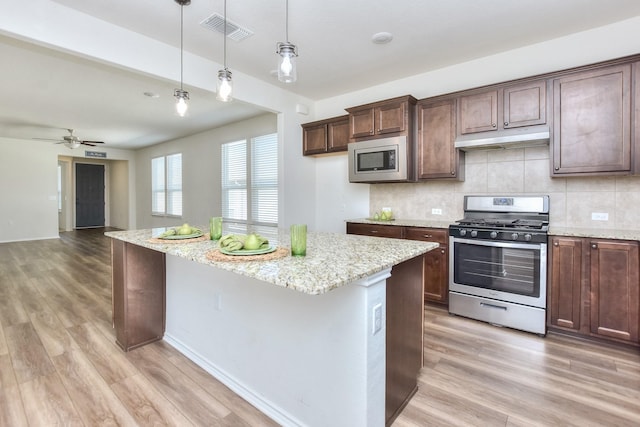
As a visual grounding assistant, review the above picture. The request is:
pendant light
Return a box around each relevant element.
[216,0,233,102]
[276,0,298,83]
[174,0,190,117]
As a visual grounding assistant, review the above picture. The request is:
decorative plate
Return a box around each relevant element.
[367,218,395,222]
[220,246,276,256]
[159,231,204,240]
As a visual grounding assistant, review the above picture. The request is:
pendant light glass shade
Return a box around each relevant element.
[216,68,233,102]
[276,42,297,83]
[276,0,297,83]
[174,0,190,117]
[217,0,233,102]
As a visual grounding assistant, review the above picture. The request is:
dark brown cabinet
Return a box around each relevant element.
[302,115,350,155]
[346,95,417,140]
[551,64,632,176]
[548,235,639,346]
[111,239,166,351]
[347,222,449,304]
[416,98,464,180]
[458,80,546,135]
[405,227,449,304]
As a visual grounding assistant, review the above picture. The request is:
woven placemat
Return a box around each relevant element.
[148,234,211,244]
[206,246,290,262]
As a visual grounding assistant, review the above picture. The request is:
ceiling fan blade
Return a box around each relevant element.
[81,140,105,144]
[81,142,97,147]
[32,137,63,141]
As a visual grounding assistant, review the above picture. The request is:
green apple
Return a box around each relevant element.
[177,223,193,235]
[243,233,262,250]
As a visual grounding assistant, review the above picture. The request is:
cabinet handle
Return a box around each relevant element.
[492,123,497,128]
[592,243,597,249]
[451,171,455,175]
[441,249,445,254]
[554,167,559,171]
[553,242,559,246]
[369,130,374,134]
[423,234,433,238]
[504,122,509,126]
[370,230,378,234]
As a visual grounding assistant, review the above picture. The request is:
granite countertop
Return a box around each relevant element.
[347,218,452,229]
[105,225,437,296]
[548,227,640,241]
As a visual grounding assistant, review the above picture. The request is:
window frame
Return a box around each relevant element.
[152,152,183,217]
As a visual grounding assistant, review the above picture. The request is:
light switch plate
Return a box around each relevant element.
[591,212,609,221]
[431,208,443,215]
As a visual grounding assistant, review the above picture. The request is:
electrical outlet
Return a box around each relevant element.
[372,303,382,335]
[431,208,443,215]
[591,212,609,221]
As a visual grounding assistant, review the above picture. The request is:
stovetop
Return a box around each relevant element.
[454,218,548,231]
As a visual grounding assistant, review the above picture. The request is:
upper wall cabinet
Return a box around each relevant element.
[346,95,417,140]
[416,98,464,180]
[458,80,547,135]
[302,115,350,156]
[551,63,632,176]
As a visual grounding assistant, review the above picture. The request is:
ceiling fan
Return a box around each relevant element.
[33,128,105,149]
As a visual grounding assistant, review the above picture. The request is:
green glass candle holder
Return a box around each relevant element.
[210,217,222,240]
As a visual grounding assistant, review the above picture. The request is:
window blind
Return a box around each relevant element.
[151,153,182,216]
[222,140,247,221]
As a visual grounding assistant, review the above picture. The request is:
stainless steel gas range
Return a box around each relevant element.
[448,195,549,335]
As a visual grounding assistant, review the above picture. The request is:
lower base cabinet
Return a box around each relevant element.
[346,222,449,304]
[548,236,639,346]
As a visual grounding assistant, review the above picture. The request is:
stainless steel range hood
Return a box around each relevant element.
[454,125,550,151]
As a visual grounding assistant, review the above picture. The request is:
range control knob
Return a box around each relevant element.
[490,231,498,239]
[470,230,478,238]
[459,229,467,237]
[524,234,532,242]
[511,233,519,241]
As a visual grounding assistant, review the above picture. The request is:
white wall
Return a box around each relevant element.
[135,114,277,230]
[0,137,135,242]
[311,16,640,231]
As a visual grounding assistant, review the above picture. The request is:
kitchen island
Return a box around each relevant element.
[106,226,437,427]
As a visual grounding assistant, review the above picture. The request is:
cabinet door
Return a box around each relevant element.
[503,80,546,129]
[327,117,350,152]
[302,123,328,155]
[548,236,583,331]
[459,90,498,134]
[417,99,462,179]
[376,101,406,135]
[350,108,376,138]
[405,227,449,303]
[552,64,632,175]
[590,239,639,343]
[346,222,404,239]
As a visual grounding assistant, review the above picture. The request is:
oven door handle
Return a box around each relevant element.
[480,302,508,311]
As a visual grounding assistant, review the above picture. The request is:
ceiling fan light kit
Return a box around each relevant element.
[216,0,233,102]
[174,0,190,117]
[33,128,105,149]
[276,0,298,83]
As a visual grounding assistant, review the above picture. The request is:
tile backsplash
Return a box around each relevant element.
[370,146,640,230]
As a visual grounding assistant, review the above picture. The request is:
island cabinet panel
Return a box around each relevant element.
[302,115,350,156]
[548,236,585,331]
[385,255,424,425]
[111,239,165,351]
[551,63,632,176]
[416,98,464,180]
[346,95,417,141]
[405,227,449,304]
[590,239,639,343]
[548,235,640,347]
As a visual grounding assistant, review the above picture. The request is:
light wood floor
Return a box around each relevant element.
[1,228,639,426]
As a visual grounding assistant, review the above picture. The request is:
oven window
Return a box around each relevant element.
[453,241,540,297]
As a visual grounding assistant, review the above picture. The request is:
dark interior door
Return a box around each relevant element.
[76,163,105,228]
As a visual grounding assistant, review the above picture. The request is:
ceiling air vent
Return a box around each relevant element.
[200,13,253,42]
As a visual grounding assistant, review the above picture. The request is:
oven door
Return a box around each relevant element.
[449,236,547,308]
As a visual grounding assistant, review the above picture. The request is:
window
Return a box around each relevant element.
[222,133,278,225]
[152,153,182,216]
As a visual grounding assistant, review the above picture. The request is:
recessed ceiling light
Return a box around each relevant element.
[372,32,393,44]
[143,91,160,98]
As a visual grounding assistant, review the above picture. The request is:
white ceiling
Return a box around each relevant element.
[2,0,640,149]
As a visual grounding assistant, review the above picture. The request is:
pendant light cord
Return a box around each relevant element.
[223,0,227,68]
[285,0,289,42]
[180,4,184,90]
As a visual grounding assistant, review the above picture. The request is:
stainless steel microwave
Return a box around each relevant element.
[348,136,413,183]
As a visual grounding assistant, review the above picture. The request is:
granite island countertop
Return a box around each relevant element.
[347,218,453,229]
[105,226,438,295]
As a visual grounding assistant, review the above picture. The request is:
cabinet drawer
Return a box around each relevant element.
[404,227,448,244]
[346,223,404,239]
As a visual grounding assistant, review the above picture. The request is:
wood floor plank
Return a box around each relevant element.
[0,353,18,389]
[51,347,139,426]
[19,372,83,427]
[0,318,7,356]
[126,344,233,426]
[111,373,194,427]
[4,322,55,384]
[0,384,28,427]
[66,321,138,385]
[30,309,78,358]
